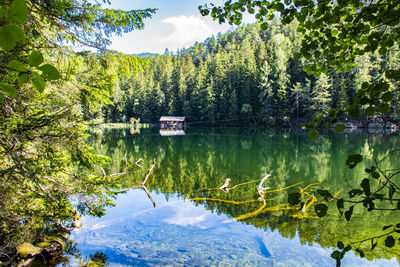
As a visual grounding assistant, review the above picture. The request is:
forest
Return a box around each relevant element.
[100,20,400,127]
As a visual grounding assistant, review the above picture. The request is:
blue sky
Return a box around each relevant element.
[104,0,255,54]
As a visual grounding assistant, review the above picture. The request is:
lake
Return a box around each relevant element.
[62,126,400,266]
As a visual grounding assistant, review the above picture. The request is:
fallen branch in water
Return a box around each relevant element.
[110,172,128,178]
[100,167,128,178]
[124,154,128,171]
[257,174,271,200]
[142,185,156,208]
[141,159,156,186]
[100,156,139,179]
[135,158,143,168]
[131,159,157,207]
[190,197,274,205]
[219,178,231,192]
[100,167,107,179]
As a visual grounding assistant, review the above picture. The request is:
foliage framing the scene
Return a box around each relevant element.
[0,0,155,263]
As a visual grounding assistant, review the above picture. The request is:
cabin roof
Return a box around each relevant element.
[160,116,185,122]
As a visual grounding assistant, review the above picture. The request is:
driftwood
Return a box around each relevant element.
[219,178,231,192]
[257,174,271,200]
[100,156,144,179]
[142,185,156,208]
[141,159,156,186]
[100,167,107,178]
[100,168,128,178]
[135,158,143,168]
[135,159,157,207]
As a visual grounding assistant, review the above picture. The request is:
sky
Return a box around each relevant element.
[104,0,255,54]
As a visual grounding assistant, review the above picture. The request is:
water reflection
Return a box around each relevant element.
[66,127,400,266]
[159,129,185,136]
[69,190,397,266]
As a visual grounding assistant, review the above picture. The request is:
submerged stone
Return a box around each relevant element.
[16,242,41,258]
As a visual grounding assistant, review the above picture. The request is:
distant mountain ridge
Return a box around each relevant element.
[131,52,158,58]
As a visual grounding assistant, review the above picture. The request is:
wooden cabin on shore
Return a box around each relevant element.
[160,116,186,129]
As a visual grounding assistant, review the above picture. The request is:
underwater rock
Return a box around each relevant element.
[16,242,41,258]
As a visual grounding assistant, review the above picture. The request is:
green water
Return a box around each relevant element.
[66,127,400,266]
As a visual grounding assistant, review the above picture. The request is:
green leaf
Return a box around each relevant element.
[348,189,363,198]
[288,192,301,205]
[355,248,365,258]
[365,106,375,116]
[385,69,400,80]
[28,50,44,67]
[371,239,377,250]
[334,124,346,133]
[331,250,342,260]
[260,22,268,30]
[315,113,323,122]
[344,206,354,221]
[0,82,17,98]
[389,185,395,202]
[18,73,29,84]
[316,189,333,201]
[378,103,390,113]
[365,166,376,173]
[343,244,352,252]
[8,0,29,24]
[337,241,344,249]
[363,198,375,211]
[0,24,25,51]
[0,93,4,104]
[359,97,369,105]
[39,64,61,80]
[384,236,395,248]
[32,72,45,93]
[303,65,310,73]
[337,198,344,215]
[308,129,319,139]
[360,178,371,196]
[371,172,380,179]
[381,92,394,102]
[314,203,328,217]
[346,154,363,169]
[6,59,27,72]
[382,225,392,231]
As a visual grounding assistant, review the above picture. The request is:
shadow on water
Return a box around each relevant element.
[61,126,400,266]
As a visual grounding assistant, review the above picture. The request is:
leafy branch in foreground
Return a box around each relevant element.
[286,149,400,265]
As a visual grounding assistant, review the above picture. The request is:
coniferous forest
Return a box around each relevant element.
[100,20,400,126]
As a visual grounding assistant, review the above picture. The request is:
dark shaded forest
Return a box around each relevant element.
[100,20,400,126]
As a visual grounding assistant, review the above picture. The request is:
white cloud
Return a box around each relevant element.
[109,14,232,54]
[161,15,228,51]
[163,201,208,227]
